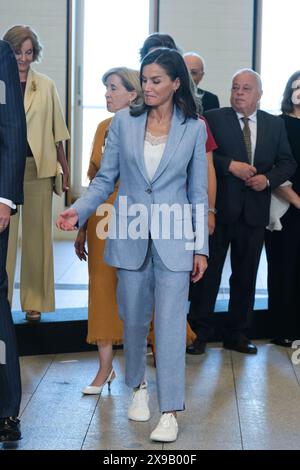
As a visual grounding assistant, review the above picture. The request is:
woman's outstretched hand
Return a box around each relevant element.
[56,208,79,231]
[191,254,208,283]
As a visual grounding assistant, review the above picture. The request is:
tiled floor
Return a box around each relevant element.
[2,343,300,450]
[4,241,291,451]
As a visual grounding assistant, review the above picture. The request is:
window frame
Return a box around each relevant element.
[66,0,159,203]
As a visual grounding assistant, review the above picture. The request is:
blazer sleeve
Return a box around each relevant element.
[0,41,26,204]
[204,110,234,177]
[212,149,233,177]
[187,120,209,257]
[73,113,120,227]
[51,80,70,143]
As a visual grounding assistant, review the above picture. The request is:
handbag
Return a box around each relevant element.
[53,162,64,196]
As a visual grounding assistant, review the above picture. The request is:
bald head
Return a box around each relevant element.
[183,52,205,86]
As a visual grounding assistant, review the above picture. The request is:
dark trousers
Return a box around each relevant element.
[265,210,300,339]
[188,219,265,342]
[0,226,21,417]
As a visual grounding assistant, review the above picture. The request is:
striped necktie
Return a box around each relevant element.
[242,117,252,163]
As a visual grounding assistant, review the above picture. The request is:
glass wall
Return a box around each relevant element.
[81,0,150,186]
[260,0,300,114]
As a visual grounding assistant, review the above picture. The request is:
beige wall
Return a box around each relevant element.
[159,0,254,106]
[0,0,68,104]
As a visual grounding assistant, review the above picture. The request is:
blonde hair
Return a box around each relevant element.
[102,67,143,107]
[3,25,42,62]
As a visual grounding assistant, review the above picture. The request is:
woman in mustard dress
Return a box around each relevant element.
[74,67,143,393]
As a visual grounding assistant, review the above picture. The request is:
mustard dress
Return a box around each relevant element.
[86,118,123,344]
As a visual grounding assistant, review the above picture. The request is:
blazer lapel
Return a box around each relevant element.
[24,68,36,114]
[253,110,264,165]
[227,108,249,163]
[131,111,150,184]
[151,106,187,183]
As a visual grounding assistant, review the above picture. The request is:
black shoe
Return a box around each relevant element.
[0,417,21,442]
[186,339,207,355]
[270,338,294,348]
[223,338,257,355]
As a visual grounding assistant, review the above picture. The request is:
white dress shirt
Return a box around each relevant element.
[0,197,16,209]
[236,111,257,165]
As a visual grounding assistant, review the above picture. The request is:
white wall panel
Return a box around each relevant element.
[159,0,254,106]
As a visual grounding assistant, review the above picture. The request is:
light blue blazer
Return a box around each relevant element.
[73,105,208,271]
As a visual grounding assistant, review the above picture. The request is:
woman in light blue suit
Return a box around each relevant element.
[57,49,208,442]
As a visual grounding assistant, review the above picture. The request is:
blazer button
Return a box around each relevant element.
[145,188,152,194]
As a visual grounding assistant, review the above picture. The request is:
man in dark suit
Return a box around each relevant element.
[187,68,296,355]
[184,52,220,112]
[0,40,26,442]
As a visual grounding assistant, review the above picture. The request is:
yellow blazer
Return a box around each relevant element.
[24,68,70,178]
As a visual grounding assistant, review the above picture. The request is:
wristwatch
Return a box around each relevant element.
[208,208,217,214]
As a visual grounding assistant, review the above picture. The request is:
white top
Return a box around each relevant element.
[236,111,257,164]
[144,131,167,181]
[267,181,291,231]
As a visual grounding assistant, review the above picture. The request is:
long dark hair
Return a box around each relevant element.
[139,33,179,61]
[281,70,300,114]
[131,48,197,122]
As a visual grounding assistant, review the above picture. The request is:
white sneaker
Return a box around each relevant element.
[128,382,150,421]
[150,413,178,442]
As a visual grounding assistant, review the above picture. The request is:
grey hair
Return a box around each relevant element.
[232,68,262,91]
[102,67,143,107]
[183,51,205,71]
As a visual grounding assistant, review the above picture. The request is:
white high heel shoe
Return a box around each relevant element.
[82,369,116,395]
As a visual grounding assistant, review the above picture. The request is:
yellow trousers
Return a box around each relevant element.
[6,158,55,312]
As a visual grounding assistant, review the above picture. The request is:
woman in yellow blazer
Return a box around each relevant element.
[74,67,143,394]
[3,25,70,321]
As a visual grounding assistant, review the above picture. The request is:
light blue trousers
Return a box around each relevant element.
[117,241,190,412]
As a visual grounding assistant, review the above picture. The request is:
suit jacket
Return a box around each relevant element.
[0,40,26,205]
[204,107,296,227]
[24,68,70,178]
[74,106,209,272]
[197,87,220,112]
